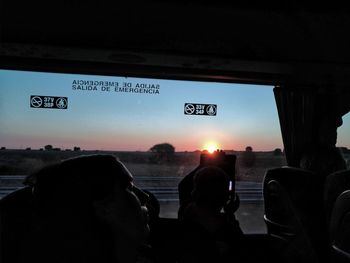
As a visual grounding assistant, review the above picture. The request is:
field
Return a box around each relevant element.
[0,149,287,180]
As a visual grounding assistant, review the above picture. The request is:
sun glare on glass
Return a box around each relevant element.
[203,142,220,154]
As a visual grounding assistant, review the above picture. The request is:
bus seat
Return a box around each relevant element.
[263,167,328,263]
[329,190,350,263]
[0,187,34,263]
[149,217,218,263]
[325,169,350,223]
[149,218,181,263]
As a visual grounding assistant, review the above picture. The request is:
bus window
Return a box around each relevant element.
[0,69,285,234]
[336,113,350,168]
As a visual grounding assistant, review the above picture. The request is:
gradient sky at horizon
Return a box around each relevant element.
[0,69,349,151]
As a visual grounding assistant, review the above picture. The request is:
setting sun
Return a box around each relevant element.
[203,141,220,154]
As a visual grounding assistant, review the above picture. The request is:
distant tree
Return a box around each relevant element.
[241,146,256,167]
[150,143,175,154]
[44,145,53,151]
[149,143,175,163]
[73,146,81,152]
[273,148,283,156]
[0,147,6,150]
[53,148,61,151]
[25,147,31,151]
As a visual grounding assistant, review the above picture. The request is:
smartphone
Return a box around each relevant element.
[200,151,236,193]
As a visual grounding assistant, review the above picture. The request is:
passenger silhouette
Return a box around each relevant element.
[178,151,239,219]
[299,145,346,178]
[179,166,244,263]
[299,110,346,177]
[1,154,151,263]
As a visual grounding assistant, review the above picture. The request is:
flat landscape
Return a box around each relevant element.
[0,149,287,180]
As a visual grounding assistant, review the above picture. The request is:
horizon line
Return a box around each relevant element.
[0,147,286,153]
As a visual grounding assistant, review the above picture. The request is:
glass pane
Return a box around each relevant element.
[0,69,285,233]
[337,113,350,168]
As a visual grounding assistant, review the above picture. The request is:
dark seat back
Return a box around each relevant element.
[324,170,350,224]
[263,166,328,263]
[150,217,218,263]
[0,187,34,263]
[329,190,350,263]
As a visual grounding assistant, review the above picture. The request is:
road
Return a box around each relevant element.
[0,175,263,202]
[0,175,266,233]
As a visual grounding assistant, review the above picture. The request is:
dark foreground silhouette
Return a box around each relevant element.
[0,154,150,263]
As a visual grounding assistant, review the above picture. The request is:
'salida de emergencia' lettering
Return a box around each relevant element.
[72,80,119,90]
[115,85,160,94]
[72,80,160,94]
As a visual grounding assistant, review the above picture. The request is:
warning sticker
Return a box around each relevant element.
[184,103,217,116]
[30,96,68,109]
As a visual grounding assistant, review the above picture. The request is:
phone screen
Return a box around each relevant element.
[200,152,236,192]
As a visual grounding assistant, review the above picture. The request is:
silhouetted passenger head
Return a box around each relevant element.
[24,154,150,263]
[192,166,230,211]
[180,166,243,263]
[300,146,346,177]
[318,113,343,147]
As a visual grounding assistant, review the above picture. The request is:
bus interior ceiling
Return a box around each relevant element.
[2,1,350,263]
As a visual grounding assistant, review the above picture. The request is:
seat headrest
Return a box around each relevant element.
[264,166,323,217]
[330,189,350,245]
[264,167,319,197]
[325,169,350,220]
